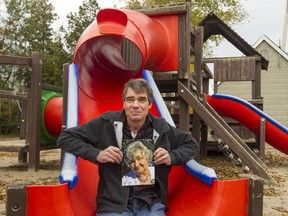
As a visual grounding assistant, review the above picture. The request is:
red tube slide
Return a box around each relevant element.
[25,8,251,216]
[73,8,178,123]
[65,8,179,215]
[206,94,288,155]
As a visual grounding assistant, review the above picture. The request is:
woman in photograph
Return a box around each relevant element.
[122,140,155,186]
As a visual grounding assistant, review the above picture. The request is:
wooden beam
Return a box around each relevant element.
[253,59,262,99]
[259,118,266,160]
[0,140,27,152]
[194,26,204,95]
[0,92,27,101]
[191,26,203,151]
[42,84,62,92]
[179,79,190,132]
[248,177,264,216]
[202,56,261,63]
[0,55,31,65]
[137,3,189,16]
[19,100,27,139]
[27,52,43,171]
[62,63,69,131]
[178,81,276,184]
[6,185,26,215]
[178,3,190,79]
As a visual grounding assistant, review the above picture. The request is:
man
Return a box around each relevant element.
[57,78,199,216]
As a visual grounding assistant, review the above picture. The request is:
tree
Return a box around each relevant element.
[125,0,247,55]
[1,0,70,87]
[3,0,57,55]
[126,0,246,27]
[0,1,5,52]
[0,0,69,135]
[44,32,71,86]
[63,0,101,57]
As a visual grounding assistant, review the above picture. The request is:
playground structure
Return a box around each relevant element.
[5,2,288,216]
[0,53,63,171]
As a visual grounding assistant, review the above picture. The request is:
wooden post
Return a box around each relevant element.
[213,80,218,93]
[200,123,208,158]
[6,185,26,216]
[248,177,263,216]
[62,63,69,132]
[201,75,210,158]
[253,59,262,100]
[60,63,70,163]
[19,100,27,140]
[178,2,190,79]
[194,26,204,96]
[253,59,263,156]
[259,118,266,160]
[192,26,204,150]
[27,52,43,171]
[178,3,191,132]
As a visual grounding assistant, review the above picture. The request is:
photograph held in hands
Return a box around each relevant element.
[122,139,155,186]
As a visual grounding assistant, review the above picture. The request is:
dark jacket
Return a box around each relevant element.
[57,111,199,213]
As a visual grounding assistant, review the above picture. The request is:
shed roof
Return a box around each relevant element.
[196,12,269,70]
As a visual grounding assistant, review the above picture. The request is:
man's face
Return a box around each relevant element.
[124,87,152,124]
[129,149,149,176]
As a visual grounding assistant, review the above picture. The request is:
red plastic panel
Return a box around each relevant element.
[167,166,249,216]
[26,184,75,216]
[68,159,99,216]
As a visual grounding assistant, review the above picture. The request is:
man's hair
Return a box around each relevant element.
[122,78,153,104]
[124,141,153,167]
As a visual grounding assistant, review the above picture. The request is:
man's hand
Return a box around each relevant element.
[154,147,171,166]
[96,146,123,164]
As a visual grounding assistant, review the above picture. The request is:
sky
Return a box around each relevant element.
[49,0,126,29]
[213,0,287,57]
[49,0,288,57]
